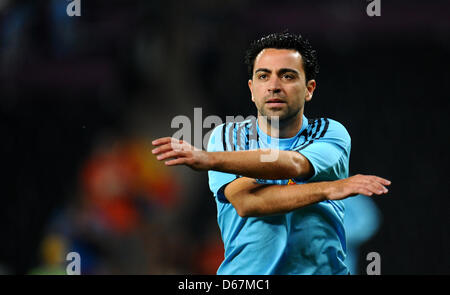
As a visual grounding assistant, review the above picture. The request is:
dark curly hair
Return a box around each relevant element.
[244,32,319,84]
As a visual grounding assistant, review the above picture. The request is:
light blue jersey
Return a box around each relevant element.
[207,115,351,275]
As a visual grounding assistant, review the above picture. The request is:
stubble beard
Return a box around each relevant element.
[259,104,301,126]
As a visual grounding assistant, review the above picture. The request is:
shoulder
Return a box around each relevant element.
[306,117,351,147]
[209,123,227,139]
[207,119,256,152]
[207,123,227,152]
[326,118,351,141]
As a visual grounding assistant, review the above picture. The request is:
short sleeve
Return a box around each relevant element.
[207,124,237,203]
[294,119,351,182]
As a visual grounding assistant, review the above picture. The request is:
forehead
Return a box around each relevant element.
[254,48,304,72]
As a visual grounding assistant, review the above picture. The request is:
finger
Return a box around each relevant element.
[359,177,389,192]
[152,144,171,155]
[165,158,188,166]
[152,137,182,147]
[369,180,388,193]
[376,177,391,186]
[367,175,391,186]
[152,142,181,155]
[152,137,172,146]
[358,187,374,197]
[366,182,387,195]
[156,150,186,161]
[156,143,186,154]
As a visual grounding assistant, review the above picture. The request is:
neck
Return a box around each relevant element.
[257,110,303,138]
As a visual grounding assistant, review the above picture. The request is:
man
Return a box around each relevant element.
[152,32,390,274]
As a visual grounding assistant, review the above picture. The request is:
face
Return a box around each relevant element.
[248,48,316,122]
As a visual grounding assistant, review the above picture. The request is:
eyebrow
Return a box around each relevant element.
[254,68,300,75]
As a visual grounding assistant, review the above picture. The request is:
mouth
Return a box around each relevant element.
[265,98,286,107]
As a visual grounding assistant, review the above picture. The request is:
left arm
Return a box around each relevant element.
[223,174,390,217]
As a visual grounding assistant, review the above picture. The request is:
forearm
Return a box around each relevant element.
[151,137,312,179]
[226,174,391,218]
[247,182,329,216]
[209,149,311,180]
[225,178,331,217]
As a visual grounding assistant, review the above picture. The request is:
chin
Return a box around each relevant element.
[264,107,288,117]
[262,112,288,122]
[270,110,301,123]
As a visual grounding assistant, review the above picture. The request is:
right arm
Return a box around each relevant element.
[224,174,391,217]
[152,137,313,180]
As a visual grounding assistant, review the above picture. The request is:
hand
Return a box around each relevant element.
[152,137,211,171]
[325,174,391,201]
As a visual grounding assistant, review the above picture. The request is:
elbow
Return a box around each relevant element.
[235,202,271,218]
[289,163,302,179]
[288,153,303,178]
[289,152,312,179]
[231,197,255,218]
[225,179,263,218]
[235,207,249,218]
[236,207,259,218]
[234,202,252,218]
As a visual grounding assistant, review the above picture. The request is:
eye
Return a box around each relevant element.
[282,74,294,80]
[257,73,268,80]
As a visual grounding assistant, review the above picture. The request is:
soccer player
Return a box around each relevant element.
[152,32,390,275]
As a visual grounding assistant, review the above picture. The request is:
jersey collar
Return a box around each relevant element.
[256,114,308,149]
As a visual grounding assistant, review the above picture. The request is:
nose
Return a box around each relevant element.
[269,88,282,94]
[268,77,282,94]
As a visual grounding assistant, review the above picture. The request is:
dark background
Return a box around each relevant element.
[0,0,449,274]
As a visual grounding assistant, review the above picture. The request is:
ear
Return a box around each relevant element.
[248,79,255,102]
[305,80,316,102]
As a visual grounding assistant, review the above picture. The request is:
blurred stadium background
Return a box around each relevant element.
[0,0,449,274]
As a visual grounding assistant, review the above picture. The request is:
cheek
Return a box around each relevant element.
[252,88,265,102]
[288,86,305,101]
